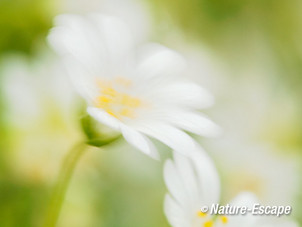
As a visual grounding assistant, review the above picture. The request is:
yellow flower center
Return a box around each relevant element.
[197,210,228,227]
[204,220,214,227]
[221,216,228,224]
[197,211,208,217]
[94,77,142,119]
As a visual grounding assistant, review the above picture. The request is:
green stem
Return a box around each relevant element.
[44,142,87,227]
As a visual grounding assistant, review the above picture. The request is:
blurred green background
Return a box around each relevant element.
[0,0,301,226]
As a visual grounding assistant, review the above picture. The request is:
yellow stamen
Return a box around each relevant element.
[102,87,117,97]
[106,109,119,119]
[120,108,134,118]
[121,94,141,107]
[197,211,207,218]
[221,216,228,224]
[204,220,214,227]
[95,77,142,119]
[98,95,112,103]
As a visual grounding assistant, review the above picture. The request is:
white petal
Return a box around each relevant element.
[87,107,121,131]
[189,150,221,206]
[134,121,198,155]
[163,160,189,207]
[62,56,98,103]
[149,82,214,109]
[89,14,134,68]
[227,192,260,227]
[135,43,186,80]
[164,195,190,227]
[173,153,200,207]
[48,14,134,77]
[120,124,159,160]
[147,109,221,137]
[170,111,221,137]
[163,149,220,226]
[48,14,108,75]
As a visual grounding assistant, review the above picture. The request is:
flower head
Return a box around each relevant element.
[48,14,220,159]
[164,150,298,227]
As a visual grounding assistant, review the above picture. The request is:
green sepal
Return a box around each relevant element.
[80,115,121,147]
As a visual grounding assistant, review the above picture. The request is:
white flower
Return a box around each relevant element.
[164,150,298,227]
[48,14,220,159]
[61,0,151,44]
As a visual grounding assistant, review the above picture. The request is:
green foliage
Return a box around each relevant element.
[150,0,302,88]
[0,178,48,227]
[0,0,55,57]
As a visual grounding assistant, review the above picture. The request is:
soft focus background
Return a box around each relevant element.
[0,0,301,226]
